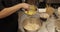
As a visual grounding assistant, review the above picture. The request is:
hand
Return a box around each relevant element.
[20,3,30,10]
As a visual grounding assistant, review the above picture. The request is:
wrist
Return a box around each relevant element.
[19,3,24,8]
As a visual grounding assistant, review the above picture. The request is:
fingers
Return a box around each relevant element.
[21,3,30,8]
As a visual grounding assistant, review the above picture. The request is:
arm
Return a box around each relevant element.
[0,3,30,19]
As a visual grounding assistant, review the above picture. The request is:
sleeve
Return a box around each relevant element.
[0,0,5,11]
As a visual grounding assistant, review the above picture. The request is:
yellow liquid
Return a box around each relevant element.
[24,5,37,15]
[25,10,36,15]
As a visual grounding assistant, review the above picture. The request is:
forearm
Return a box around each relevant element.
[0,3,22,19]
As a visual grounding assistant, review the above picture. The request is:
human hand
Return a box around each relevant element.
[20,3,30,10]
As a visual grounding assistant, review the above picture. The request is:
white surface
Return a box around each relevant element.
[18,11,55,32]
[38,8,46,13]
